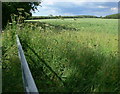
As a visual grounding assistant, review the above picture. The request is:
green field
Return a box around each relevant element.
[3,18,119,92]
[26,18,118,34]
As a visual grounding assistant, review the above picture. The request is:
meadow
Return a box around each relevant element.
[2,18,119,92]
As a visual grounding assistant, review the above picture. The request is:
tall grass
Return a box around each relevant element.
[2,25,23,92]
[3,18,119,92]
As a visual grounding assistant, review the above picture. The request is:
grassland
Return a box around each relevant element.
[3,18,119,92]
[26,18,118,34]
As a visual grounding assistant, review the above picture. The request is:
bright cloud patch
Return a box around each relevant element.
[111,7,118,11]
[97,6,108,8]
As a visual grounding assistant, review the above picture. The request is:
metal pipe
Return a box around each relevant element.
[16,35,39,93]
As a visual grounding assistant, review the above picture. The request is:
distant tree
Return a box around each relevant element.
[2,2,41,29]
[49,14,53,17]
[103,13,120,19]
[55,16,59,19]
[58,15,62,19]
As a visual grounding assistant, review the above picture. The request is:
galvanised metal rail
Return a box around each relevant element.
[16,35,39,93]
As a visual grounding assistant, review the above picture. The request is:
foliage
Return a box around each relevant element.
[2,2,41,29]
[30,15,99,20]
[2,18,119,92]
[30,13,120,20]
[103,13,120,19]
[2,24,24,92]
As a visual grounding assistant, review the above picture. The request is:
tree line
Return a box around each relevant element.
[30,15,99,20]
[30,14,120,20]
[103,13,120,19]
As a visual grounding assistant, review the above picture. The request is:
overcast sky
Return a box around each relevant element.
[32,0,119,17]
